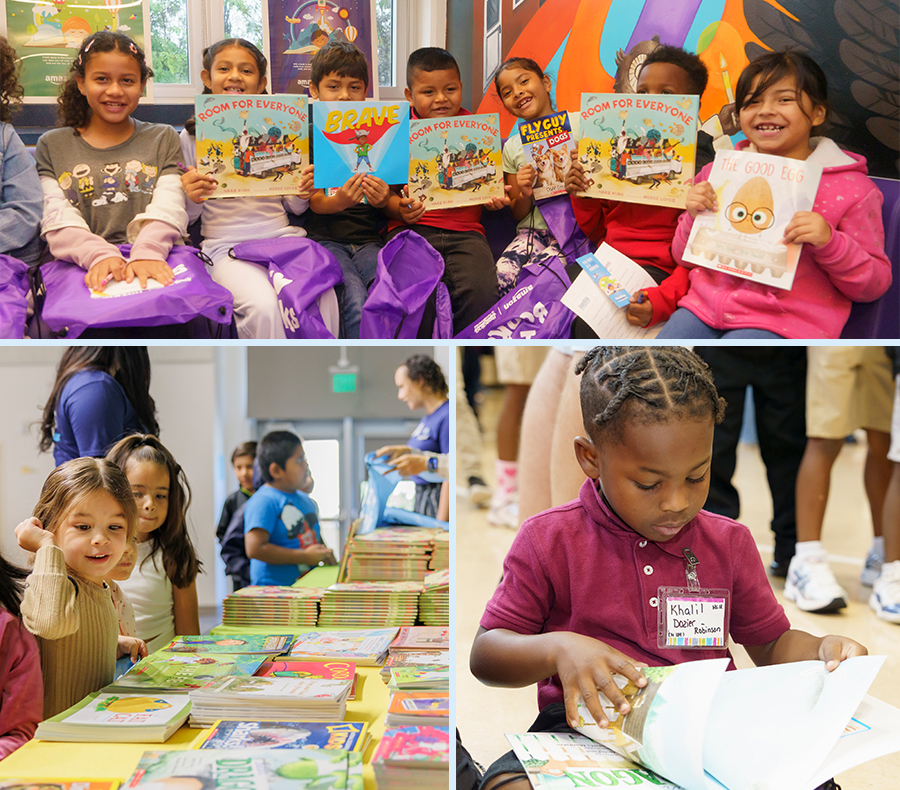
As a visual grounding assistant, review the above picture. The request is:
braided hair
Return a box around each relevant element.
[575,346,725,444]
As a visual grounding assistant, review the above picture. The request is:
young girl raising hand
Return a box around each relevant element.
[16,458,147,718]
[470,346,866,790]
[656,52,891,339]
[107,434,202,652]
[35,31,188,293]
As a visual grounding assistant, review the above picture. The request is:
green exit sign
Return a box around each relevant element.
[332,372,357,393]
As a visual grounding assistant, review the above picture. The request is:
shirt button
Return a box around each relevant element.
[643,565,653,575]
[639,540,647,548]
[650,597,659,608]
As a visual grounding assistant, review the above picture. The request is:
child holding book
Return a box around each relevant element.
[244,431,336,587]
[107,434,201,653]
[386,47,506,334]
[0,549,42,758]
[470,346,866,790]
[180,38,337,340]
[16,458,147,717]
[304,41,391,339]
[652,51,891,339]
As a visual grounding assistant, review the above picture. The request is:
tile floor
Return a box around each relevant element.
[456,384,900,789]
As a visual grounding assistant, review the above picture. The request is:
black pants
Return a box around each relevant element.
[696,348,807,565]
[388,226,499,335]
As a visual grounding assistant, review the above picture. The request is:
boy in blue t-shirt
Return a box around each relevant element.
[244,431,336,586]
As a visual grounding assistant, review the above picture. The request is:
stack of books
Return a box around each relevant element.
[105,651,266,693]
[418,569,449,626]
[194,719,370,752]
[161,634,295,654]
[388,665,450,691]
[289,628,399,667]
[317,581,422,628]
[35,691,191,742]
[188,675,352,727]
[221,586,323,628]
[342,527,441,582]
[429,531,449,570]
[372,725,450,790]
[256,659,359,700]
[380,627,449,683]
[385,691,449,727]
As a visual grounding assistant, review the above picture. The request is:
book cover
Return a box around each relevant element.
[682,149,824,290]
[311,101,410,188]
[388,692,449,716]
[191,675,351,702]
[196,720,368,751]
[519,111,577,200]
[390,627,449,651]
[289,628,398,665]
[373,725,449,764]
[122,748,357,789]
[408,113,504,208]
[107,652,266,692]
[162,635,295,654]
[389,667,449,690]
[578,93,698,208]
[194,95,309,198]
[257,660,358,698]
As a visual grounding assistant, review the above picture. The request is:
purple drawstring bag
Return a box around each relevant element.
[455,253,576,339]
[230,236,343,339]
[360,230,453,339]
[0,254,29,339]
[36,244,233,338]
[539,194,592,260]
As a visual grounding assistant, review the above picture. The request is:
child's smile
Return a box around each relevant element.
[76,50,144,128]
[202,45,266,95]
[496,66,552,120]
[56,490,128,584]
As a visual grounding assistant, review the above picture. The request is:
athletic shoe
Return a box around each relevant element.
[487,496,519,529]
[869,560,900,623]
[467,476,492,507]
[784,553,848,613]
[859,550,884,587]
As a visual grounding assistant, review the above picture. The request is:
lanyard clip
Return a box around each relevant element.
[683,548,700,592]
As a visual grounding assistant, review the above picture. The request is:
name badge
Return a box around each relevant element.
[657,586,730,649]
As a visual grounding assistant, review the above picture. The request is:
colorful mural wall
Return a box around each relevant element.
[448,0,899,180]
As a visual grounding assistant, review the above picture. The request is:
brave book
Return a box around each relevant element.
[311,101,410,188]
[408,113,504,208]
[577,93,699,208]
[519,111,577,200]
[681,148,823,290]
[194,95,309,198]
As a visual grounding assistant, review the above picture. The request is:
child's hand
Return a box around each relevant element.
[818,634,867,672]
[516,165,536,199]
[685,181,717,217]
[306,544,337,566]
[15,517,55,553]
[625,292,652,327]
[565,149,590,194]
[782,211,832,248]
[552,632,647,729]
[298,164,315,200]
[337,173,365,209]
[399,187,426,224]
[86,257,127,291]
[181,166,217,204]
[485,184,513,211]
[125,259,175,289]
[117,635,149,663]
[362,175,390,208]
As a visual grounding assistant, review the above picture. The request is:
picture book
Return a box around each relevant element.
[34,692,191,743]
[0,783,118,790]
[389,666,449,690]
[194,95,309,198]
[385,692,449,727]
[563,655,897,790]
[561,243,662,339]
[681,148,824,290]
[257,660,359,699]
[122,748,360,790]
[578,93,699,208]
[408,113,504,208]
[380,652,449,683]
[311,101,410,188]
[106,651,266,693]
[373,724,449,764]
[519,111,578,200]
[289,627,398,665]
[195,720,368,752]
[390,627,449,652]
[161,634,294,654]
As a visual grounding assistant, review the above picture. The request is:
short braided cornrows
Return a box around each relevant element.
[575,346,725,444]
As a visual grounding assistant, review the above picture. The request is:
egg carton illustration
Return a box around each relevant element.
[689,227,788,278]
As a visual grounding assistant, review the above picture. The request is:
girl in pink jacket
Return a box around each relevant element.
[655,51,890,339]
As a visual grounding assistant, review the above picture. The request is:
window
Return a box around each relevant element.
[149,0,191,85]
[376,0,395,89]
[223,0,263,50]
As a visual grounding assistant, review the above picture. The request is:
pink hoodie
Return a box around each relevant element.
[0,607,43,758]
[671,137,892,338]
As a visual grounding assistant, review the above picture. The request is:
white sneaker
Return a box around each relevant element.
[860,550,884,587]
[467,477,492,507]
[784,553,848,613]
[869,560,900,623]
[487,496,519,529]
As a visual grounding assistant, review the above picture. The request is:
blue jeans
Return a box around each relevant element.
[316,240,381,339]
[656,308,784,339]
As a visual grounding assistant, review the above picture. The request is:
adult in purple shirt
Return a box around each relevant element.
[39,347,158,466]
